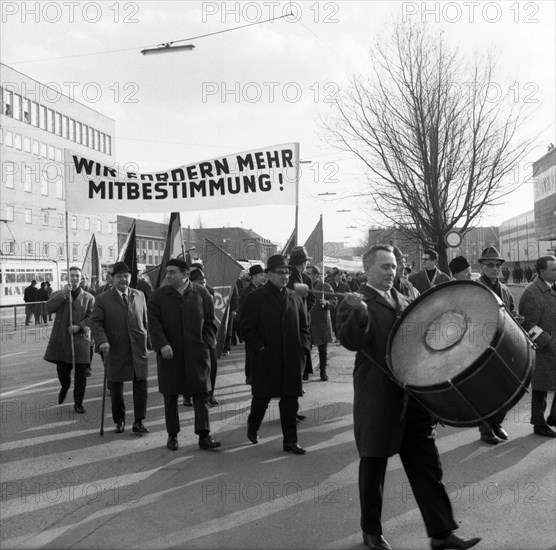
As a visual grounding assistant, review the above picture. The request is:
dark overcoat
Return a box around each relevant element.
[91,288,149,382]
[240,281,310,398]
[309,280,336,346]
[519,278,556,391]
[147,282,217,396]
[336,284,415,457]
[43,289,94,365]
[409,268,451,294]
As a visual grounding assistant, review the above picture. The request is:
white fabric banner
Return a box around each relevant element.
[64,143,299,214]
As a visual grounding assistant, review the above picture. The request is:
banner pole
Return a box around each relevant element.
[294,143,300,247]
[65,211,76,372]
[320,214,325,300]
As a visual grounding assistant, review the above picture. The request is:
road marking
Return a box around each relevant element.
[0,352,26,359]
[0,379,56,398]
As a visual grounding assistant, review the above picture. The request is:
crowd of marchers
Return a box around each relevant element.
[35,241,555,550]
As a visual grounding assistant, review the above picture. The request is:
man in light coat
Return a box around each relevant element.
[148,259,220,451]
[240,255,311,454]
[91,262,150,434]
[44,266,94,414]
[519,255,556,437]
[337,245,480,550]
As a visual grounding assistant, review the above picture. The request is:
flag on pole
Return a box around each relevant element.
[118,219,138,288]
[81,233,102,292]
[281,228,297,258]
[304,215,324,265]
[148,212,184,290]
[203,238,244,359]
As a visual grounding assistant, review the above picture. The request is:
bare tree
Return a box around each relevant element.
[325,23,536,271]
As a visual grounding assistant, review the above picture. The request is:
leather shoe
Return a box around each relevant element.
[283,442,306,454]
[115,421,125,433]
[296,414,306,421]
[207,396,219,406]
[546,417,556,427]
[199,435,221,450]
[182,397,192,407]
[74,404,85,414]
[480,433,498,444]
[247,425,258,444]
[491,423,508,440]
[132,422,149,434]
[430,533,481,549]
[58,388,68,404]
[534,425,556,437]
[167,435,178,451]
[363,533,391,550]
[320,373,329,381]
[302,373,309,380]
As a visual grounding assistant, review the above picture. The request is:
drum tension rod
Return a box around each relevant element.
[487,345,532,392]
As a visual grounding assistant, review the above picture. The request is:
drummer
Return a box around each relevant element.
[336,244,480,550]
[476,247,515,445]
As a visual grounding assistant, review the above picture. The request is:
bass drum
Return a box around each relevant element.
[386,280,534,427]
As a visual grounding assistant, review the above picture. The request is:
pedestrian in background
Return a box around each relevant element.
[519,255,556,438]
[36,282,50,325]
[148,259,220,451]
[476,247,515,444]
[241,255,311,454]
[337,245,480,550]
[409,249,451,294]
[24,279,39,325]
[43,266,94,414]
[91,262,150,435]
[448,256,473,281]
[305,265,336,381]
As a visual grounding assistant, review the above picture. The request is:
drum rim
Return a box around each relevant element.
[385,279,497,374]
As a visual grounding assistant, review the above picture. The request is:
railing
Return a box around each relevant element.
[0,301,49,332]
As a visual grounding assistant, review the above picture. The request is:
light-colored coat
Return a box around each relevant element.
[148,282,217,396]
[44,289,94,365]
[91,288,149,382]
[519,278,556,391]
[337,284,413,457]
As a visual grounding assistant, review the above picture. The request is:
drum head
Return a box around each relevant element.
[388,280,502,388]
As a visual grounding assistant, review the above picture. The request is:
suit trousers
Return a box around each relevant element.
[530,389,556,426]
[359,400,457,538]
[108,376,148,424]
[56,362,87,406]
[248,395,299,445]
[479,409,506,436]
[209,348,218,396]
[164,392,210,436]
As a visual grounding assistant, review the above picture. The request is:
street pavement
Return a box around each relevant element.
[0,284,554,550]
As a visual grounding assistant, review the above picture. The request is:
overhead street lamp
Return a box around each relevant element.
[141,43,195,55]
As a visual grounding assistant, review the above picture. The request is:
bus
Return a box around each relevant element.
[0,258,61,306]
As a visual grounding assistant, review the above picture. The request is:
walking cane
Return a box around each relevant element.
[100,351,109,436]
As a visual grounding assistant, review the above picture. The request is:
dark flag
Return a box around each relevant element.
[145,212,184,290]
[303,215,324,265]
[203,238,244,359]
[281,228,297,258]
[81,233,102,292]
[118,219,138,288]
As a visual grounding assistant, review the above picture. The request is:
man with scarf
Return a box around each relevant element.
[476,247,516,444]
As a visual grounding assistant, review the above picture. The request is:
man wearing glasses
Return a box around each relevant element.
[409,249,451,295]
[240,255,311,454]
[476,247,515,444]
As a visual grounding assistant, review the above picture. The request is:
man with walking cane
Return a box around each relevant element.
[91,262,150,435]
[44,266,94,414]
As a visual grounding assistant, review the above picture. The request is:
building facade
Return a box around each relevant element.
[0,63,118,267]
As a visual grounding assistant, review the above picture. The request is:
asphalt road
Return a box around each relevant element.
[0,283,554,550]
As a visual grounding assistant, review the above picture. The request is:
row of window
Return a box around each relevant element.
[2,127,64,159]
[2,241,115,261]
[2,205,114,234]
[1,86,112,155]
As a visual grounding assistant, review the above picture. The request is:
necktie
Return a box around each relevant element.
[384,291,396,307]
[122,293,128,307]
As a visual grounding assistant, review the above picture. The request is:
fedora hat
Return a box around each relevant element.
[166,258,190,271]
[289,245,311,264]
[111,261,131,275]
[391,245,406,261]
[249,264,264,277]
[478,247,504,264]
[189,268,206,282]
[266,255,290,272]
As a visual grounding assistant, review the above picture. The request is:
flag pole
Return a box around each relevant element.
[320,214,325,300]
[294,144,300,247]
[65,211,76,372]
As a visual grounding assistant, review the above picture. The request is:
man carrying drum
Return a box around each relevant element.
[337,244,480,550]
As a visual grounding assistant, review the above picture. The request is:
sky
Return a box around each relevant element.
[1,0,554,249]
